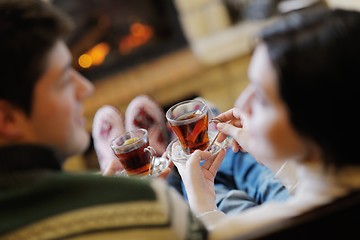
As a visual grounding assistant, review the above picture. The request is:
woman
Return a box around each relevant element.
[174,6,360,239]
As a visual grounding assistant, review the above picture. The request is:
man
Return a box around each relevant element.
[0,0,206,239]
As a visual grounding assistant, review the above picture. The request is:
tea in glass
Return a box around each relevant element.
[111,128,156,176]
[166,99,209,155]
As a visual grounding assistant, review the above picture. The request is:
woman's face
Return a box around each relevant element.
[235,44,307,172]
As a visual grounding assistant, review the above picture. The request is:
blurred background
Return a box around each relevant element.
[51,0,360,171]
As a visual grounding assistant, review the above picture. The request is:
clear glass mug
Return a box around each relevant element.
[165,99,229,162]
[111,128,158,177]
[166,99,210,155]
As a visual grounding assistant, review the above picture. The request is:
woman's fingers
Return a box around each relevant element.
[206,149,226,175]
[217,122,242,140]
[188,150,212,167]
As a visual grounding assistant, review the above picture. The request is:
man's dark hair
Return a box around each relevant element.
[0,0,73,115]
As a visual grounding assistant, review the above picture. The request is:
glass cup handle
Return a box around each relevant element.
[144,146,157,176]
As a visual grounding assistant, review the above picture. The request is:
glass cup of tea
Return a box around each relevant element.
[111,128,168,177]
[165,99,229,162]
[166,99,211,155]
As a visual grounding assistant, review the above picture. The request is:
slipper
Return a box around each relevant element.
[92,105,125,173]
[125,95,170,156]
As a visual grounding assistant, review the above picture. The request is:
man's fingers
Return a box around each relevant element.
[158,167,171,179]
[103,160,120,176]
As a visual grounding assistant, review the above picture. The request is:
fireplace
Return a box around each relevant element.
[52,0,187,81]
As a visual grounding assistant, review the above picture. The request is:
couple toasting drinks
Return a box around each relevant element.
[1,0,360,239]
[96,96,226,178]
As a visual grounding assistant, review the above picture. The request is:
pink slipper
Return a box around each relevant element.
[125,95,170,156]
[92,105,125,173]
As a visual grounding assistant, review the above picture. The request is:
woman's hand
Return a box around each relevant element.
[214,108,249,153]
[173,149,226,215]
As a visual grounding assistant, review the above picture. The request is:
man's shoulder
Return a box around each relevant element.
[51,172,158,200]
[1,172,208,240]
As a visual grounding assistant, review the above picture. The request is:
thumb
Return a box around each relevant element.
[103,160,122,176]
[217,122,249,151]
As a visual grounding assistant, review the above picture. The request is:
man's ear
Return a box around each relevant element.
[0,100,22,139]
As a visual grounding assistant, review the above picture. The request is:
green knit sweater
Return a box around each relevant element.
[0,145,207,240]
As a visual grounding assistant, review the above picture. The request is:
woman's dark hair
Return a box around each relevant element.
[258,6,360,168]
[0,0,73,115]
